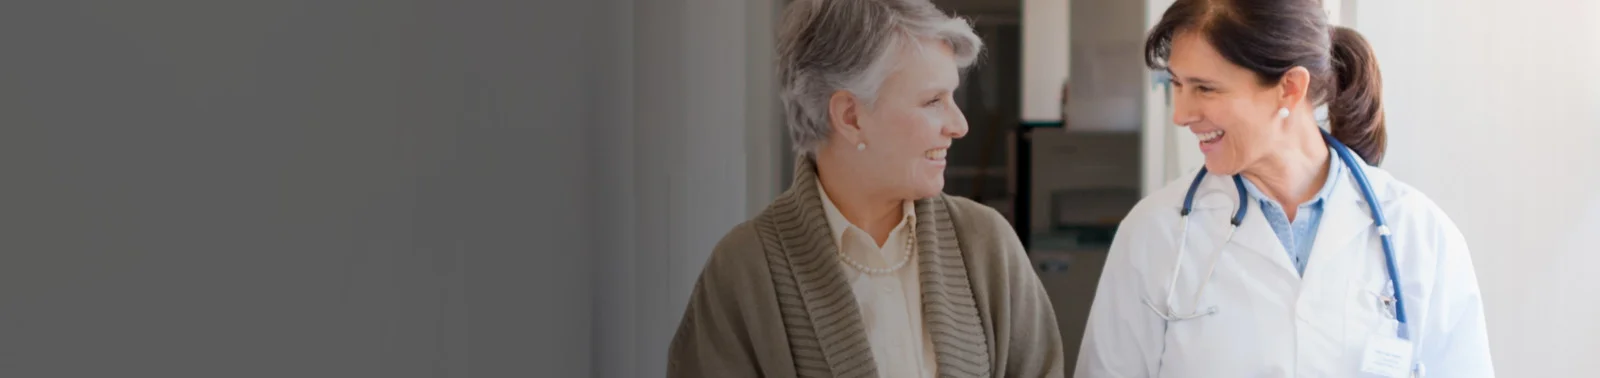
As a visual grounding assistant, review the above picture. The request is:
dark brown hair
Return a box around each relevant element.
[1145,0,1387,164]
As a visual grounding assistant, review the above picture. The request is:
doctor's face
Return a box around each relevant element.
[1167,31,1293,175]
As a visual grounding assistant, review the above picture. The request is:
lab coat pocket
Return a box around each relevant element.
[1346,278,1401,357]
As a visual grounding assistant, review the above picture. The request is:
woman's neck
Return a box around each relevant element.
[815,154,904,247]
[1241,119,1331,222]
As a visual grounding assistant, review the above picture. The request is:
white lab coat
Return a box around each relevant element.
[1075,160,1494,377]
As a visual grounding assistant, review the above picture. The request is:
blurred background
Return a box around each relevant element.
[1,0,1596,376]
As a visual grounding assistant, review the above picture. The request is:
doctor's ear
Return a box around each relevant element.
[1277,66,1312,108]
[827,90,865,145]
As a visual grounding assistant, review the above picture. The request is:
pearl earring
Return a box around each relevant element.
[856,142,866,151]
[1277,108,1290,119]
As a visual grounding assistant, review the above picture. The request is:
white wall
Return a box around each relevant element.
[1360,0,1600,375]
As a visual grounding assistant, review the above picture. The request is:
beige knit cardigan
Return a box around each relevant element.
[667,157,1065,378]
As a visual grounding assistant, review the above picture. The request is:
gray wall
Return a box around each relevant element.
[0,0,778,376]
[593,0,781,377]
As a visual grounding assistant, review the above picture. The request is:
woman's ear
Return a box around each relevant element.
[827,90,863,145]
[1279,66,1312,109]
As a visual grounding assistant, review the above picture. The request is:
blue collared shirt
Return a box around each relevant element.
[1239,147,1344,276]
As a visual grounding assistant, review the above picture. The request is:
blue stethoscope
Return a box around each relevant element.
[1144,129,1413,346]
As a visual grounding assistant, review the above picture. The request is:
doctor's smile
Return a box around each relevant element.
[1193,128,1224,154]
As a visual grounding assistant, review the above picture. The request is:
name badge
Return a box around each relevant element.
[1360,336,1414,378]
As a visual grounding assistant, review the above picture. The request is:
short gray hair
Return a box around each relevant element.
[777,0,983,154]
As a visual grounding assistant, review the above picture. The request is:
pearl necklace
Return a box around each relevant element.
[837,220,916,275]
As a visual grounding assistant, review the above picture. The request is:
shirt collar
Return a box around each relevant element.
[816,180,916,247]
[1239,145,1345,209]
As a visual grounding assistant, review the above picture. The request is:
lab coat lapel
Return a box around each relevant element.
[1193,173,1298,278]
[1231,199,1300,278]
[1304,172,1374,279]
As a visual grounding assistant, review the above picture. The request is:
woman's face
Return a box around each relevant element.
[850,38,969,199]
[1167,31,1293,175]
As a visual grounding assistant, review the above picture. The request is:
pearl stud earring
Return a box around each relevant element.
[857,143,866,151]
[1277,107,1290,119]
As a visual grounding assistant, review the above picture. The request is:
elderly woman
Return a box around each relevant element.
[666,0,1065,377]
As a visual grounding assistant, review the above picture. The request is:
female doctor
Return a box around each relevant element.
[1075,0,1494,377]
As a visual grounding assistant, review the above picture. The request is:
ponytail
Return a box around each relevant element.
[1328,26,1387,165]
